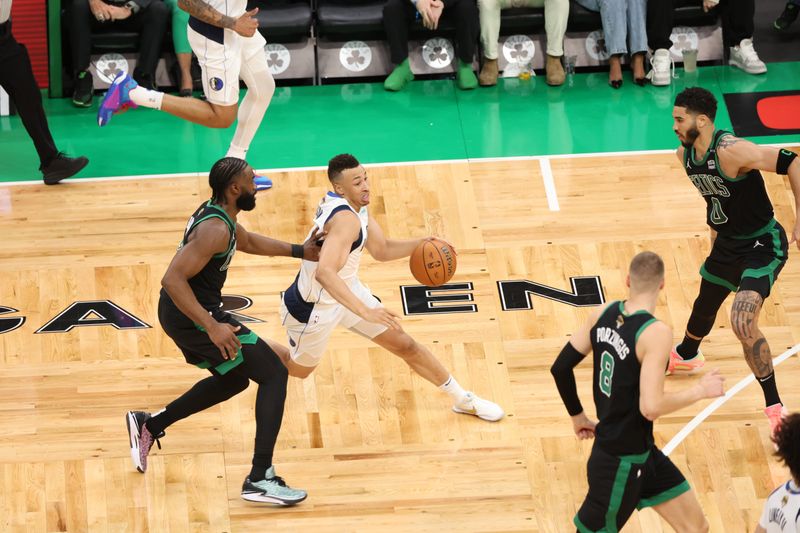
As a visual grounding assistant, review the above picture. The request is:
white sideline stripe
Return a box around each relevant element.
[539,158,560,211]
[2,142,798,187]
[663,342,800,457]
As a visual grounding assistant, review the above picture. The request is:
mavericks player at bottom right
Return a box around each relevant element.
[757,412,800,532]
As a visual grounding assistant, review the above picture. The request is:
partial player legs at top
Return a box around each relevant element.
[97,9,275,162]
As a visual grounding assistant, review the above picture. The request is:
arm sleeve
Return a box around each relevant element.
[550,342,587,416]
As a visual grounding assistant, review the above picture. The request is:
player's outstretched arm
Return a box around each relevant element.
[365,216,425,262]
[235,224,324,261]
[638,322,725,420]
[718,139,800,247]
[550,306,602,439]
[161,220,243,360]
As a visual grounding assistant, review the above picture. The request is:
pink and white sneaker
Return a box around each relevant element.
[98,72,139,127]
[765,403,789,446]
[666,346,705,375]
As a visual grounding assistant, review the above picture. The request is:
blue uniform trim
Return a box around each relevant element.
[324,204,363,252]
[284,275,314,323]
[189,16,223,45]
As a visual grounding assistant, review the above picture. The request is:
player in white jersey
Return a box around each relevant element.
[757,413,800,533]
[278,154,504,422]
[96,0,274,166]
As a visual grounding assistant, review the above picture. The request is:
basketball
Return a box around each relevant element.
[409,238,457,287]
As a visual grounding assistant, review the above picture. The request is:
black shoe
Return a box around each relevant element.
[775,2,799,30]
[72,71,93,108]
[41,153,89,184]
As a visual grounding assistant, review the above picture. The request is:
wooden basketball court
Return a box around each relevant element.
[1,152,798,532]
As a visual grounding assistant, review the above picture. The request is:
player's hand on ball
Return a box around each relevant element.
[571,413,597,440]
[363,307,402,330]
[208,322,242,360]
[426,236,457,256]
[697,368,725,398]
[302,227,327,262]
[234,8,259,37]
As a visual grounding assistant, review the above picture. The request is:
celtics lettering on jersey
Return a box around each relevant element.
[683,129,774,236]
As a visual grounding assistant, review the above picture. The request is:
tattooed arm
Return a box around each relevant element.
[177,0,259,36]
[718,137,800,248]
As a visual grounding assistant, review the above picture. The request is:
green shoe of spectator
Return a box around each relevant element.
[456,61,478,90]
[384,59,414,91]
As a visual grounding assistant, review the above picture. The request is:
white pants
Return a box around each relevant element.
[477,0,569,58]
[280,282,388,368]
[187,26,268,106]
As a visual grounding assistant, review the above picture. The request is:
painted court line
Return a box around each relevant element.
[539,157,560,211]
[663,342,800,456]
[2,142,799,187]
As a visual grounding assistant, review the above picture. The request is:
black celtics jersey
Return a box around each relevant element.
[161,200,237,311]
[590,301,658,456]
[683,129,774,237]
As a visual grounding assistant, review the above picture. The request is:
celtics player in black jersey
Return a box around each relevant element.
[551,252,725,532]
[125,157,323,506]
[669,87,800,440]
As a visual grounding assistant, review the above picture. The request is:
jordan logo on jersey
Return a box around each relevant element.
[708,160,716,170]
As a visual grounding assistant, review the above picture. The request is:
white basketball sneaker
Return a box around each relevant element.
[452,392,505,422]
[729,38,767,74]
[647,48,674,86]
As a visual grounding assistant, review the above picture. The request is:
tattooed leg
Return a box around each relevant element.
[730,290,773,377]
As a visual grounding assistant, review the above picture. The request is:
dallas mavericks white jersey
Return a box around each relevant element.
[295,192,369,306]
[759,480,800,532]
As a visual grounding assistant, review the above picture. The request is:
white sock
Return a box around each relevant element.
[439,375,469,405]
[129,86,164,110]
[226,144,248,159]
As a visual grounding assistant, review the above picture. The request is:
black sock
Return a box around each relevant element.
[249,461,269,482]
[144,410,169,437]
[676,335,702,360]
[757,372,782,407]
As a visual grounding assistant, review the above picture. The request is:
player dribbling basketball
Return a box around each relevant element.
[278,153,504,422]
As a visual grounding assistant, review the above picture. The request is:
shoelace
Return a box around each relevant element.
[266,475,287,487]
